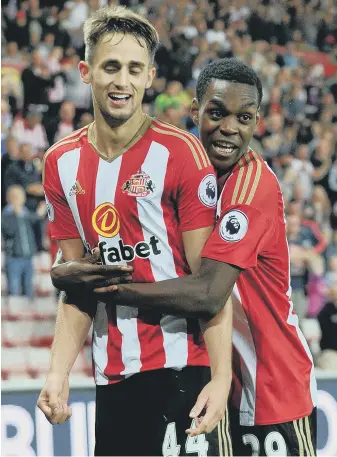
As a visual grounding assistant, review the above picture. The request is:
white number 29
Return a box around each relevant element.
[243,432,287,456]
[162,420,209,456]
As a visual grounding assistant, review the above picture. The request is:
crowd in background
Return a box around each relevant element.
[1,0,337,369]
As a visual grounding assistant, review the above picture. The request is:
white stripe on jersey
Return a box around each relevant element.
[58,148,87,243]
[265,163,317,407]
[95,157,142,377]
[232,284,257,426]
[92,301,109,384]
[137,141,188,369]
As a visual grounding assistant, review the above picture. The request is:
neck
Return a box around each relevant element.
[92,106,146,159]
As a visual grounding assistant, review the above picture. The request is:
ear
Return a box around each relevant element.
[256,109,261,126]
[190,98,200,126]
[78,60,91,85]
[146,66,156,89]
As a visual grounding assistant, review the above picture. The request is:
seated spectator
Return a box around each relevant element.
[316,284,337,370]
[2,185,46,298]
[12,109,49,155]
[46,101,76,144]
[1,98,13,145]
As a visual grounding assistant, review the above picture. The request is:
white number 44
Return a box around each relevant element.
[162,420,209,456]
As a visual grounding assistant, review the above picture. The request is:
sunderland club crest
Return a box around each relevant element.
[122,170,155,197]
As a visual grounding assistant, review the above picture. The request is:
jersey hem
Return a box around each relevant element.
[244,406,315,426]
[51,234,82,241]
[96,362,211,385]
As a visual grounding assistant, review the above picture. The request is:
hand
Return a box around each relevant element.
[36,201,47,218]
[186,375,230,437]
[51,250,133,290]
[37,374,71,424]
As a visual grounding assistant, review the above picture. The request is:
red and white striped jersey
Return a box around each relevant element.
[43,117,217,384]
[202,149,317,426]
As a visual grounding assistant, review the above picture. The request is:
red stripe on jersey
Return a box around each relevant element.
[114,144,166,372]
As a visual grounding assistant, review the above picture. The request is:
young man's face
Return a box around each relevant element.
[80,32,155,126]
[192,80,260,172]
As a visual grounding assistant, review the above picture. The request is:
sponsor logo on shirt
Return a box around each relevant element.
[92,203,120,238]
[122,170,155,197]
[45,194,54,222]
[69,180,85,196]
[198,174,217,207]
[98,236,161,264]
[219,210,248,242]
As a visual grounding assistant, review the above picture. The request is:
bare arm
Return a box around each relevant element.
[102,258,240,320]
[49,239,92,377]
[182,228,233,378]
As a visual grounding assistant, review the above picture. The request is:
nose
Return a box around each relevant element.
[219,115,238,136]
[114,67,129,88]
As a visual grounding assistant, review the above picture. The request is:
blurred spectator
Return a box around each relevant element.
[4,142,44,213]
[316,285,337,370]
[12,109,49,154]
[21,50,57,115]
[287,213,327,319]
[2,41,22,65]
[283,144,314,201]
[46,100,76,144]
[78,111,94,129]
[2,185,46,298]
[62,53,92,120]
[1,98,13,144]
[4,11,30,50]
[1,137,20,208]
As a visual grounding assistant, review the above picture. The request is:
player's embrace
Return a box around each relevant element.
[85,59,317,456]
[38,5,233,457]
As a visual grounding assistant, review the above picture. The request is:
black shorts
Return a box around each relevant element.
[95,366,232,456]
[229,407,317,456]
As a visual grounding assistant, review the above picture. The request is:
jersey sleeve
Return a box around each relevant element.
[43,151,80,240]
[175,142,217,232]
[201,203,277,270]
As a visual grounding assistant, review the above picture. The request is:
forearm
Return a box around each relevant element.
[199,296,233,379]
[49,296,92,377]
[112,271,231,320]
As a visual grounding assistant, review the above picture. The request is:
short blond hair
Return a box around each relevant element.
[83,5,159,64]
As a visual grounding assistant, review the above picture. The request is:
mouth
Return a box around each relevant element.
[108,93,132,106]
[211,140,239,156]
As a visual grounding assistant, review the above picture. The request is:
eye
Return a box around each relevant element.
[130,67,143,75]
[104,65,117,73]
[209,109,222,120]
[238,114,253,123]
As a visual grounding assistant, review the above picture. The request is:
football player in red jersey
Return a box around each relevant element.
[87,59,317,455]
[38,5,233,456]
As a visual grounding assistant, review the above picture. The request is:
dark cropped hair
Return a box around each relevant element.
[196,58,263,107]
[84,5,159,64]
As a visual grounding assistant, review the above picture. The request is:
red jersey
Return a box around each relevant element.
[202,149,317,426]
[43,117,218,384]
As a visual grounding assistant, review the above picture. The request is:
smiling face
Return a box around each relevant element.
[191,80,260,172]
[79,32,155,126]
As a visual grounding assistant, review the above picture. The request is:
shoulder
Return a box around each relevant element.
[150,118,211,170]
[42,124,90,184]
[227,149,280,208]
[43,124,90,166]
